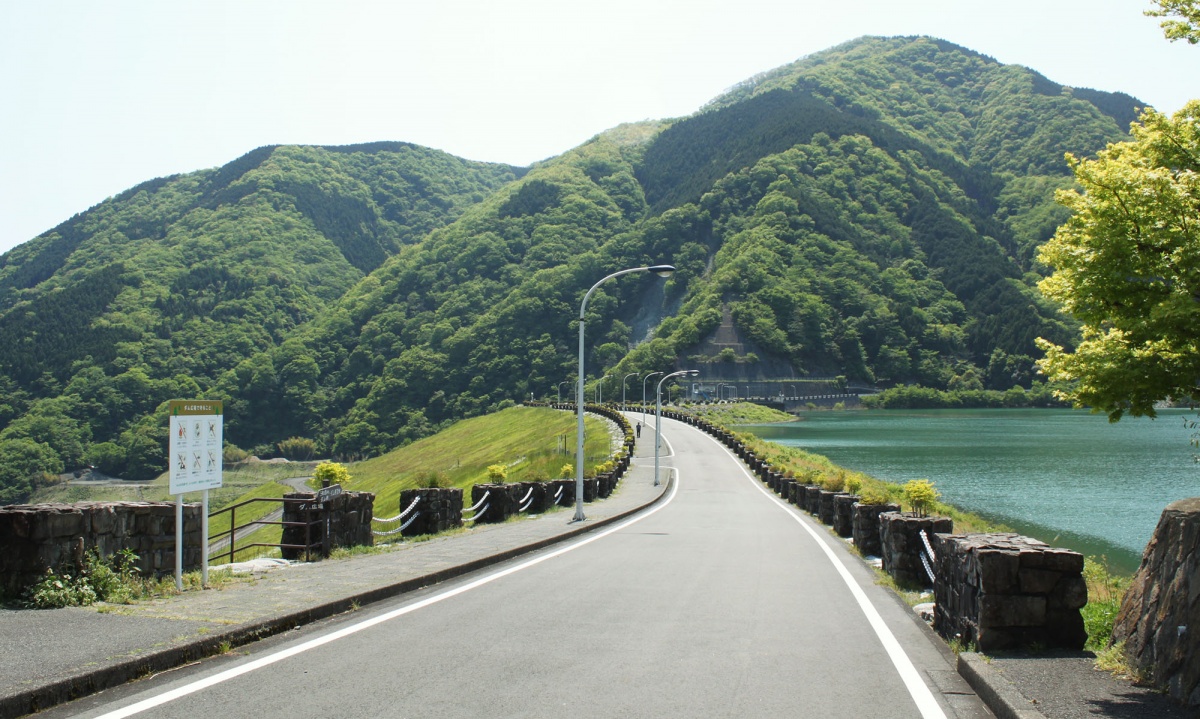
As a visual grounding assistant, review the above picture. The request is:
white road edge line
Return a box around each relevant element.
[699,420,949,719]
[92,469,681,719]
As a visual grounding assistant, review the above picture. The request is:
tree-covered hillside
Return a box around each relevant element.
[0,36,1143,501]
[0,143,520,496]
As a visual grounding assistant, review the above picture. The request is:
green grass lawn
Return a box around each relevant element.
[348,405,612,519]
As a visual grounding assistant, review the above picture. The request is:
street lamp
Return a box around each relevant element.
[621,372,638,411]
[642,371,663,425]
[556,381,571,404]
[575,265,675,521]
[596,374,611,404]
[655,370,698,486]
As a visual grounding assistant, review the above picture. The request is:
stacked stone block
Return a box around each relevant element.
[879,512,953,588]
[832,494,858,537]
[818,490,846,526]
[470,483,517,524]
[851,503,900,557]
[280,491,374,559]
[933,533,1087,651]
[0,502,203,596]
[398,488,463,537]
[803,486,823,515]
[545,480,575,508]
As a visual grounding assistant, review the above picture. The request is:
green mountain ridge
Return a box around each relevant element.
[0,35,1141,500]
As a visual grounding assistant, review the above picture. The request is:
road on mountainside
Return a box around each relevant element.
[59,415,989,719]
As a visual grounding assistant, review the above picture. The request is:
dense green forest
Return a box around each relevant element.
[0,36,1141,501]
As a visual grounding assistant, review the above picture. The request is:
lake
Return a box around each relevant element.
[744,408,1198,573]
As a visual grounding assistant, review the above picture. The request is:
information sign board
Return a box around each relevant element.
[316,484,342,504]
[168,400,223,495]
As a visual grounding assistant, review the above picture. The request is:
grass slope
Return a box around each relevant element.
[347,405,613,519]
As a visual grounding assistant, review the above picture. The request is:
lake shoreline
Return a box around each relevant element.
[737,407,1197,576]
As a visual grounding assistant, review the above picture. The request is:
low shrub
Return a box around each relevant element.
[903,479,940,517]
[859,486,892,506]
[823,471,846,492]
[23,549,141,609]
[314,461,352,486]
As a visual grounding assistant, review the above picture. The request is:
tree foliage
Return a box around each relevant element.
[1147,0,1200,43]
[1036,102,1200,419]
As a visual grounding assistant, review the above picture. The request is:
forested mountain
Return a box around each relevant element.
[0,35,1142,500]
[0,143,521,497]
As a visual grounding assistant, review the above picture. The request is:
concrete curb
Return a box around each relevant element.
[0,472,674,719]
[957,652,1049,719]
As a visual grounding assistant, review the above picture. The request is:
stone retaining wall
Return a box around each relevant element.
[0,502,203,596]
[933,533,1087,652]
[1111,497,1200,706]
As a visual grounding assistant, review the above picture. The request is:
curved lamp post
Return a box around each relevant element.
[621,372,638,411]
[642,371,662,424]
[655,369,698,486]
[575,265,675,521]
[596,374,611,404]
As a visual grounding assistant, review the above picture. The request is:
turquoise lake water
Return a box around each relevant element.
[744,408,1199,573]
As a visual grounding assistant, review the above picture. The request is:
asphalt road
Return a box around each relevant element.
[54,415,987,719]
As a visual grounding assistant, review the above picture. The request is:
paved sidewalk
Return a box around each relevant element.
[0,445,670,719]
[959,650,1198,719]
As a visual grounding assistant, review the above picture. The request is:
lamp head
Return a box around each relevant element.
[647,264,675,278]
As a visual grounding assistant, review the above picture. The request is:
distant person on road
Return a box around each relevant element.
[636,422,641,438]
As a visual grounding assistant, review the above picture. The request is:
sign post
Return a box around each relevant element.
[168,400,223,589]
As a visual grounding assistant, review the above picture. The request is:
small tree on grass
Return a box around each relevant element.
[486,464,508,483]
[903,479,940,518]
[314,461,351,487]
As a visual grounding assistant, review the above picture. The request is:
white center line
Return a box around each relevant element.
[93,470,681,719]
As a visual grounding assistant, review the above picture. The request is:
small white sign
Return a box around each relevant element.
[168,400,223,494]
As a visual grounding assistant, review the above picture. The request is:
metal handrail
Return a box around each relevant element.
[207,496,323,564]
[464,503,489,522]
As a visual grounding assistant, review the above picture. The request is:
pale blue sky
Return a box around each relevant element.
[1,0,1195,255]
